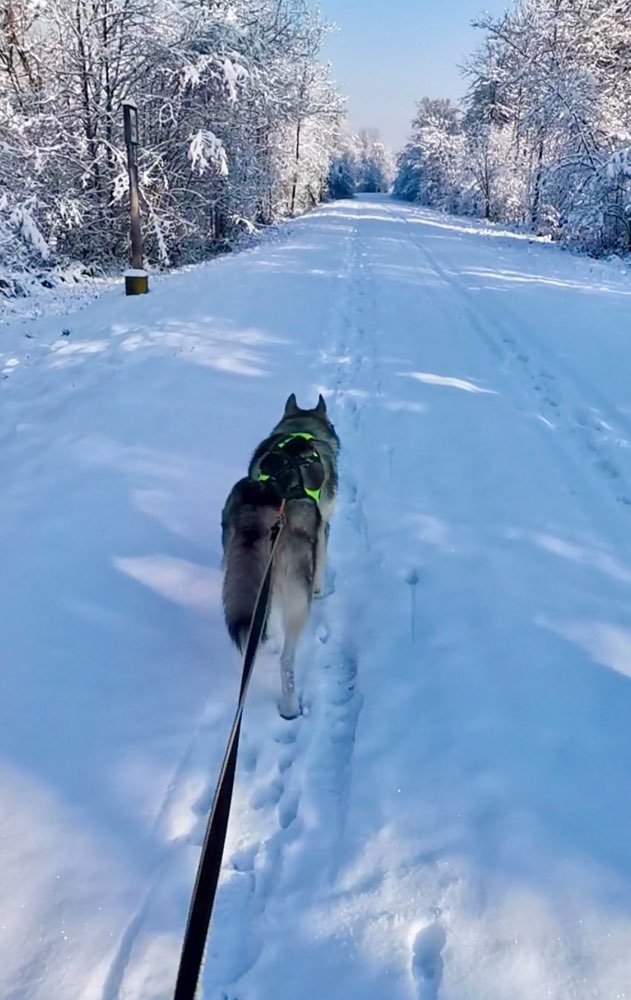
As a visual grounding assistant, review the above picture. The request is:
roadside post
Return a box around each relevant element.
[123,100,149,295]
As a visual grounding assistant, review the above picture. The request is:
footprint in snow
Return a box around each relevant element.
[240,741,259,774]
[275,719,300,773]
[412,922,446,1000]
[230,843,258,873]
[273,719,299,745]
[316,621,331,644]
[250,778,284,810]
[278,789,300,830]
[328,679,356,708]
[278,747,296,773]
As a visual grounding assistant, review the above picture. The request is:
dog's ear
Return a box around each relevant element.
[284,393,299,416]
[315,393,327,416]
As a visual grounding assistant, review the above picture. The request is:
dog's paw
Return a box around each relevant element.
[279,695,301,720]
[313,579,335,600]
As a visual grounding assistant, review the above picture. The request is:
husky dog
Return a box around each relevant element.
[221,393,339,718]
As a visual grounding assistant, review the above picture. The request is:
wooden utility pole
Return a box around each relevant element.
[123,100,149,295]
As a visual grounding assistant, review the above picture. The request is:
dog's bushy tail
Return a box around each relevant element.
[221,479,279,652]
[222,536,267,651]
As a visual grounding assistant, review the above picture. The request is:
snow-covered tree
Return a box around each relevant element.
[325,128,395,199]
[0,0,343,283]
[394,0,631,253]
[355,129,394,193]
[327,128,359,199]
[394,99,467,211]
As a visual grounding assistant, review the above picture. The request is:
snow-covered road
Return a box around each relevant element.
[2,196,631,1000]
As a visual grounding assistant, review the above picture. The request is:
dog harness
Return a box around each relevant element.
[256,432,323,503]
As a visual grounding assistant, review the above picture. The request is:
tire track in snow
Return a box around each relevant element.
[341,214,459,994]
[293,217,385,876]
[480,289,631,506]
[391,203,631,512]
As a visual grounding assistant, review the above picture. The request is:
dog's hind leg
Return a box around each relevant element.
[313,520,330,598]
[278,589,310,719]
[279,645,299,720]
[313,529,325,598]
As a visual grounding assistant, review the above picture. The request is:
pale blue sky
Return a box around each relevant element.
[320,0,509,150]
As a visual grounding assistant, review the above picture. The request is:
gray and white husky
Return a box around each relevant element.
[221,393,340,718]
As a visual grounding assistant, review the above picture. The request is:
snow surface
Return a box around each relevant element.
[2,195,631,1000]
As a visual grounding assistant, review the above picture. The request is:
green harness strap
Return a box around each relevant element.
[257,432,321,502]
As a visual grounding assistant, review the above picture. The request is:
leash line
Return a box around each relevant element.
[173,508,286,1000]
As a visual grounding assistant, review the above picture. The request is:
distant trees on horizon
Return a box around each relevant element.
[394,0,631,254]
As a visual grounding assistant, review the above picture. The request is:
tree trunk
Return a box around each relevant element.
[290,120,301,215]
[530,138,544,228]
